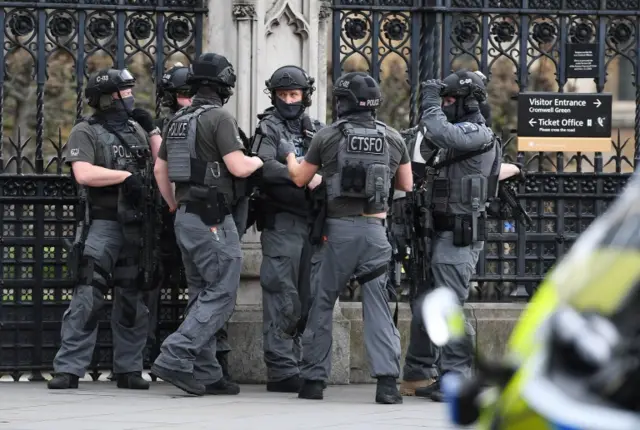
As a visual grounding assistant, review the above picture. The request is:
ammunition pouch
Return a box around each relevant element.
[433,213,486,247]
[186,186,230,225]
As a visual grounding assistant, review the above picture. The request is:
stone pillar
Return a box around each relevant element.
[206,0,350,384]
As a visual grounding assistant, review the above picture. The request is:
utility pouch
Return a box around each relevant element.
[188,186,228,226]
[452,215,486,247]
[453,216,473,247]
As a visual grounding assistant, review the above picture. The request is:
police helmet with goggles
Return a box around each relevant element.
[85,68,136,109]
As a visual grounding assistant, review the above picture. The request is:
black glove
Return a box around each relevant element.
[277,138,297,162]
[420,79,445,110]
[131,108,155,133]
[122,173,144,205]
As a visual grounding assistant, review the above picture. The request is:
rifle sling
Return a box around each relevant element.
[431,142,494,170]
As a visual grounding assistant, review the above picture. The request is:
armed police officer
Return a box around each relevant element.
[151,53,263,396]
[155,63,234,381]
[48,68,162,390]
[401,69,500,401]
[284,71,413,404]
[251,65,324,393]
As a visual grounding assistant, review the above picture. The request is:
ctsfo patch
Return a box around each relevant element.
[347,134,385,155]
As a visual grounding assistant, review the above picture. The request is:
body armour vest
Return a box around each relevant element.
[431,133,501,216]
[165,105,232,191]
[326,120,391,214]
[86,118,150,209]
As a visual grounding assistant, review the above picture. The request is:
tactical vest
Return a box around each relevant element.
[326,119,391,214]
[165,104,232,188]
[88,119,150,171]
[430,132,501,216]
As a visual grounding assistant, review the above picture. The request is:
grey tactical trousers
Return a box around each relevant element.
[402,231,482,380]
[300,216,401,381]
[53,220,149,377]
[260,212,313,382]
[153,209,242,385]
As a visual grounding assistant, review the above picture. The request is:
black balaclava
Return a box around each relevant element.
[275,97,305,120]
[99,95,135,127]
[442,94,480,123]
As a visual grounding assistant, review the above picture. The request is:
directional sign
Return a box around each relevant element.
[517,92,613,152]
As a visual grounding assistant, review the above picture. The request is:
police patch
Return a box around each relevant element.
[167,121,189,139]
[455,122,479,134]
[347,134,385,155]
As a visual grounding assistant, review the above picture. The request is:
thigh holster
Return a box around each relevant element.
[79,257,112,295]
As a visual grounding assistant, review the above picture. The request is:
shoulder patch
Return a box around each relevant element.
[455,122,479,134]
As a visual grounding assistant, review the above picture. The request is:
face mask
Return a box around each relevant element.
[115,96,135,112]
[275,97,304,120]
[442,98,462,123]
[100,96,134,124]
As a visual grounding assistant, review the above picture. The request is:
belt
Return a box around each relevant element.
[181,201,230,216]
[91,208,118,221]
[433,214,485,232]
[329,216,386,226]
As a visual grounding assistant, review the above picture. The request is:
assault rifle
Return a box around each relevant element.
[404,165,436,302]
[487,172,533,228]
[137,148,162,291]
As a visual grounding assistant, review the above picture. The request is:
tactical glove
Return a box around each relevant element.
[277,138,297,162]
[420,79,445,110]
[122,173,144,205]
[131,108,155,133]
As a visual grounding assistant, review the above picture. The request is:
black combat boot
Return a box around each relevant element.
[116,372,150,390]
[415,378,443,402]
[216,351,232,382]
[204,377,240,395]
[375,376,403,404]
[47,373,79,389]
[267,374,302,393]
[151,363,205,396]
[298,379,324,400]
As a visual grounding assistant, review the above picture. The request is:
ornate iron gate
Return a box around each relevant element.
[331,0,638,301]
[0,0,204,380]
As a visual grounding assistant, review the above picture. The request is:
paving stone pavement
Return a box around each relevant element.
[0,382,456,430]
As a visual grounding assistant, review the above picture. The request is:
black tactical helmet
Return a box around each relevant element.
[332,71,382,113]
[265,65,316,107]
[187,52,236,88]
[440,68,487,123]
[158,62,193,108]
[85,68,136,108]
[472,70,492,126]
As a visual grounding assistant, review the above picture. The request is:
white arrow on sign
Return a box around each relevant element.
[529,118,536,127]
[594,99,601,108]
